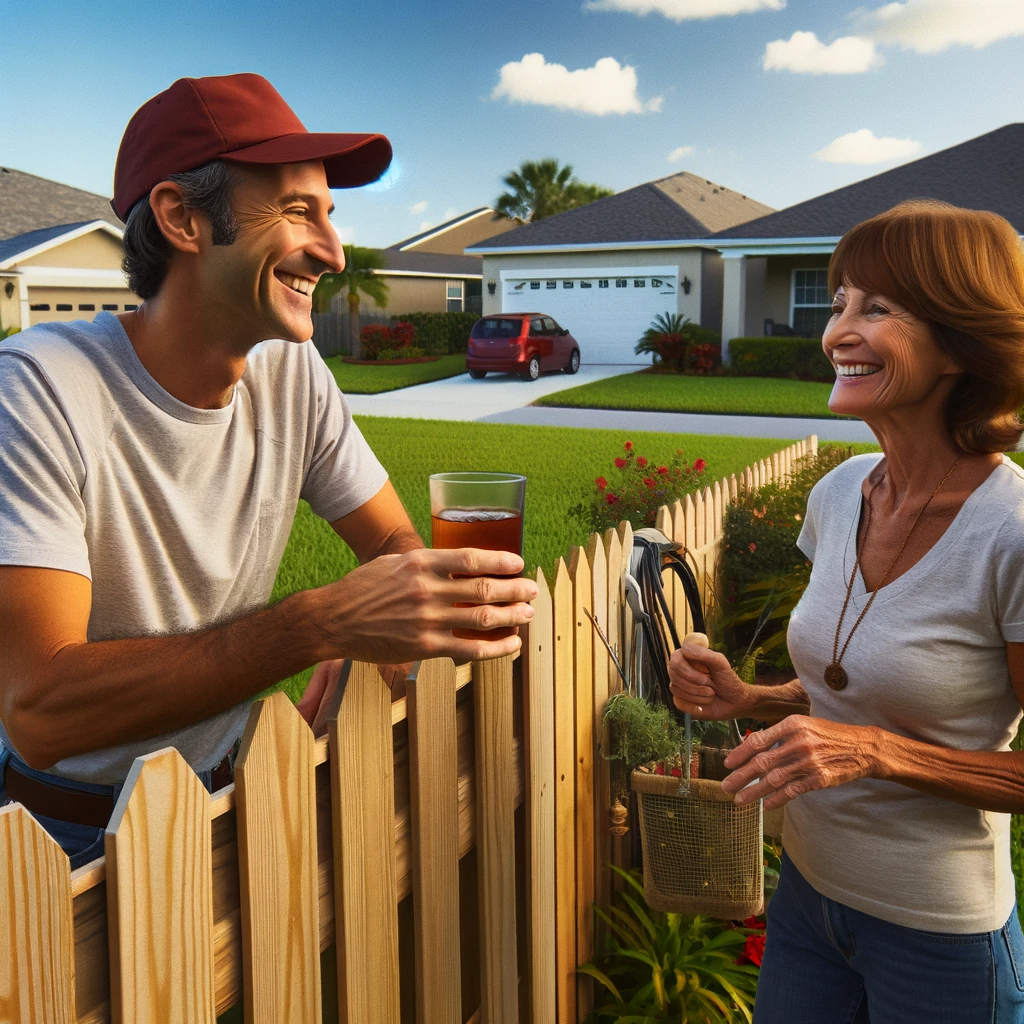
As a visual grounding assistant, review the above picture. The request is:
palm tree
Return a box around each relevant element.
[495,159,614,223]
[635,313,719,373]
[312,245,390,356]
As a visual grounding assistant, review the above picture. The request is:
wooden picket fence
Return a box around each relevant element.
[1,436,816,1024]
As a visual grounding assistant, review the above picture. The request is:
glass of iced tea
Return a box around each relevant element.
[429,472,526,640]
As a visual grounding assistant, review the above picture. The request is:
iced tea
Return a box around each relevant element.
[430,508,524,556]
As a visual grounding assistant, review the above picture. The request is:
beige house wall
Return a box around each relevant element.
[27,287,137,326]
[19,230,125,269]
[0,279,19,333]
[405,212,517,255]
[348,275,450,315]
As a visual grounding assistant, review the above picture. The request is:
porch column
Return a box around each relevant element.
[720,254,747,365]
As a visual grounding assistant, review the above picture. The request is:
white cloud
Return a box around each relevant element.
[585,0,784,21]
[443,207,460,221]
[419,220,433,232]
[763,31,882,73]
[857,0,1024,54]
[668,145,695,162]
[814,128,922,164]
[409,200,428,215]
[492,53,662,115]
[333,223,356,244]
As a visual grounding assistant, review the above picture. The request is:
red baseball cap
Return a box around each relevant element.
[112,73,392,220]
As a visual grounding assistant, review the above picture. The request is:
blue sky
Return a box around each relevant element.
[2,0,1022,246]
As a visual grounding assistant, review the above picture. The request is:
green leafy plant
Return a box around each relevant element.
[375,345,426,360]
[725,337,833,381]
[495,158,614,223]
[580,867,762,1023]
[312,244,391,355]
[636,314,720,374]
[570,440,708,533]
[398,311,480,354]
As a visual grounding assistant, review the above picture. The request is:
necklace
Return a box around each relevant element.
[824,454,963,692]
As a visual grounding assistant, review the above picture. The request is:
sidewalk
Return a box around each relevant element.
[345,366,876,443]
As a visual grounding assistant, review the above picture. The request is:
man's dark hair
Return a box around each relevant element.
[121,160,239,299]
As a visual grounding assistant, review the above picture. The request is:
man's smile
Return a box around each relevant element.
[274,270,317,297]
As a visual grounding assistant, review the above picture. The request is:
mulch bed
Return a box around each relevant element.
[343,356,442,365]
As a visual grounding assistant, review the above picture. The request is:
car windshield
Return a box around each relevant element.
[471,318,522,339]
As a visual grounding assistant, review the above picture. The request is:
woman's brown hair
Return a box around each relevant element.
[829,200,1024,454]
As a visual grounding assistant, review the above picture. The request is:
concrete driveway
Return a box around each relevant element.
[344,363,637,421]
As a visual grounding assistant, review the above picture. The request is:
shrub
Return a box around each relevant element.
[399,311,479,355]
[687,341,721,375]
[376,345,426,360]
[726,337,833,381]
[636,313,720,372]
[569,440,708,534]
[359,320,417,360]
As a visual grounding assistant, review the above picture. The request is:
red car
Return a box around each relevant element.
[465,313,581,381]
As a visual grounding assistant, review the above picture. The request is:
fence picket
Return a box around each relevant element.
[472,654,519,1024]
[1,804,75,1024]
[524,568,557,1023]
[408,657,462,1024]
[106,747,215,1024]
[604,527,623,696]
[553,559,577,1024]
[234,691,320,1024]
[328,660,400,1024]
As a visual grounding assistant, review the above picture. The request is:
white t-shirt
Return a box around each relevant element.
[786,452,1024,933]
[0,313,388,784]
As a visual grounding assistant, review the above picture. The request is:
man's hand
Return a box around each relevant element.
[297,659,411,736]
[313,547,537,666]
[720,716,881,811]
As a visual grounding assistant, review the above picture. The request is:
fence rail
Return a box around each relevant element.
[2,436,816,1024]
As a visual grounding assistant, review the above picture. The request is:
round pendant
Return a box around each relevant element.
[824,663,848,692]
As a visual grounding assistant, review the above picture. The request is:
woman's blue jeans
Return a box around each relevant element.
[755,852,1024,1023]
[0,746,218,871]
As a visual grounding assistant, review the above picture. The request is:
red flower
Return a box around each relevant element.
[653,763,665,775]
[748,542,757,553]
[670,767,681,777]
[624,441,634,451]
[636,456,648,467]
[693,458,707,473]
[657,466,669,475]
[596,476,608,490]
[643,477,655,488]
[614,457,627,469]
[605,493,619,505]
[736,933,766,967]
[742,916,765,930]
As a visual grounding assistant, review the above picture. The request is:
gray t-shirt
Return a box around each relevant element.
[786,453,1024,933]
[0,313,387,784]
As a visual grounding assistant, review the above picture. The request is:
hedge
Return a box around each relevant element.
[399,311,480,355]
[726,337,833,381]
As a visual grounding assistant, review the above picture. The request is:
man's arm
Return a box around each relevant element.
[329,480,424,561]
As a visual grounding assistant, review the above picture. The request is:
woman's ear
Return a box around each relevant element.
[148,181,202,255]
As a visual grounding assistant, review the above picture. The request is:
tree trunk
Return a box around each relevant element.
[347,290,361,357]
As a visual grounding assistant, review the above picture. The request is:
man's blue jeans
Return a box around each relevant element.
[0,746,219,871]
[755,852,1024,1023]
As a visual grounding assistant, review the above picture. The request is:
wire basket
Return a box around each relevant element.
[632,769,763,918]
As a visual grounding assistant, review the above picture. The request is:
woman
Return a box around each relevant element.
[670,200,1024,1022]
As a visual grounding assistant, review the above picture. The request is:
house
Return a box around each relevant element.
[0,167,137,332]
[466,172,774,363]
[341,208,519,317]
[710,122,1024,360]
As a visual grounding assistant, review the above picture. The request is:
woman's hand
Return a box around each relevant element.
[668,641,754,720]
[720,716,882,810]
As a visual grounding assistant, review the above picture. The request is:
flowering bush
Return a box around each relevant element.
[359,321,417,359]
[570,440,708,534]
[635,313,721,373]
[687,341,721,375]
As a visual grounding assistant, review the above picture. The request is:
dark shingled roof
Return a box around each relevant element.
[713,123,1024,240]
[469,172,773,250]
[0,167,122,241]
[374,249,482,276]
[0,222,96,265]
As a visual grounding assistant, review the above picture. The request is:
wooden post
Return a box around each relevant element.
[106,747,215,1024]
[473,654,519,1024]
[235,691,321,1024]
[524,568,556,1023]
[408,657,462,1024]
[1,804,76,1023]
[328,660,401,1024]
[587,534,611,922]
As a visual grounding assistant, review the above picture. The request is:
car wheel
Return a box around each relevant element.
[523,355,541,381]
[469,369,487,379]
[564,349,580,374]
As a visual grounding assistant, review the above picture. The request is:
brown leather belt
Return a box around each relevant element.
[3,752,235,830]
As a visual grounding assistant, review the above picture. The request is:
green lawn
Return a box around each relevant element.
[535,371,849,419]
[324,353,466,394]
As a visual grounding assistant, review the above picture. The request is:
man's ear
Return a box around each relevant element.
[148,181,203,255]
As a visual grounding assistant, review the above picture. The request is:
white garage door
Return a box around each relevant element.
[501,265,678,364]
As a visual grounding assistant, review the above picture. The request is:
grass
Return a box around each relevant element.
[534,371,848,419]
[268,417,796,700]
[323,353,466,393]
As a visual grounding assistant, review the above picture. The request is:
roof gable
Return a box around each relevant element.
[713,123,1024,240]
[389,208,494,251]
[0,167,122,242]
[0,221,123,270]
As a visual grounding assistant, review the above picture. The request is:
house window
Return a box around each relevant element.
[634,279,646,288]
[446,281,463,312]
[563,281,574,289]
[546,281,557,290]
[616,279,627,288]
[56,304,72,311]
[530,281,540,290]
[78,304,95,311]
[29,303,50,311]
[598,280,609,288]
[580,281,592,289]
[652,279,663,288]
[124,304,139,311]
[102,304,118,311]
[792,269,832,337]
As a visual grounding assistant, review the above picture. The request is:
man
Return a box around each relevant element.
[0,74,535,868]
